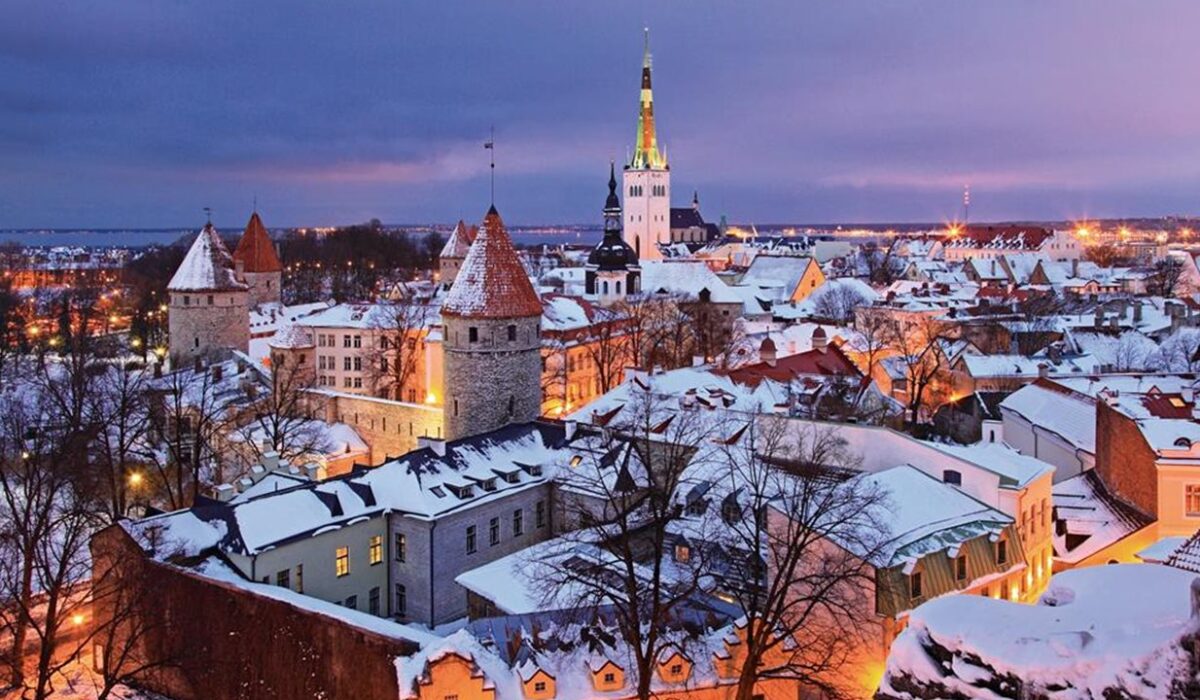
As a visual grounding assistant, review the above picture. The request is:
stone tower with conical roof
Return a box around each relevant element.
[440,206,543,440]
[623,28,670,261]
[232,211,282,307]
[586,163,640,306]
[167,222,250,367]
[438,219,476,290]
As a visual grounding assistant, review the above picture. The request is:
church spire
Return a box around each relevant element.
[630,28,667,171]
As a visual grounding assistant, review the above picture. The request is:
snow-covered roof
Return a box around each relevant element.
[1000,382,1097,455]
[639,260,741,304]
[1052,470,1152,564]
[881,563,1199,698]
[847,465,1012,567]
[929,442,1054,489]
[440,220,476,259]
[168,223,248,292]
[960,352,1101,379]
[442,206,543,319]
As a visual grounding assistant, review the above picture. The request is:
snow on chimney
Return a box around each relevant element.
[418,436,447,457]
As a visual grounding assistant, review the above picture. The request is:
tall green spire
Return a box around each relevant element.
[630,28,667,171]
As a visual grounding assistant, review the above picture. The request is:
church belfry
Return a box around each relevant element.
[586,163,640,306]
[622,28,670,261]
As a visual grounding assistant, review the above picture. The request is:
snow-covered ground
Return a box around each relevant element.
[879,563,1200,699]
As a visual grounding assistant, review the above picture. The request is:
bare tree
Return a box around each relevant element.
[148,364,236,509]
[534,386,713,700]
[231,350,329,471]
[884,315,951,427]
[718,417,890,699]
[365,300,432,403]
[580,308,634,396]
[90,364,154,521]
[1146,257,1185,297]
[1084,243,1122,268]
[811,284,870,326]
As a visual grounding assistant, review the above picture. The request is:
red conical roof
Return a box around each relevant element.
[441,206,542,319]
[440,219,476,259]
[233,212,282,273]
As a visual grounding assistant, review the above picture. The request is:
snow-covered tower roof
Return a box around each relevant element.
[441,206,542,319]
[168,223,248,293]
[440,220,476,260]
[232,211,282,273]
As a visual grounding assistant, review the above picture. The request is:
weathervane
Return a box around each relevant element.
[484,126,496,205]
[203,206,212,225]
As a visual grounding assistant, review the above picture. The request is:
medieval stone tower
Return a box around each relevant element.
[167,222,250,367]
[623,29,670,261]
[440,206,543,441]
[232,211,282,307]
[438,219,476,290]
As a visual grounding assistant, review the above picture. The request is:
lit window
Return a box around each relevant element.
[395,533,407,562]
[675,544,690,562]
[369,536,382,565]
[335,546,350,577]
[1187,485,1200,516]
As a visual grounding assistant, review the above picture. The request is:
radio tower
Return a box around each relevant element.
[962,184,971,225]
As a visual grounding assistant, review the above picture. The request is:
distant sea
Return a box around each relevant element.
[0,223,937,250]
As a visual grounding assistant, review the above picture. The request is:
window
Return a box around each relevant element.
[353,357,362,372]
[466,525,477,554]
[369,535,382,565]
[207,295,214,305]
[536,500,546,528]
[395,533,407,562]
[910,571,923,599]
[1188,484,1200,516]
[353,335,362,348]
[942,470,962,486]
[353,377,362,389]
[369,587,380,615]
[603,672,615,684]
[395,584,407,616]
[670,664,683,676]
[345,595,357,610]
[489,517,500,546]
[335,546,350,577]
[344,357,352,371]
[275,569,290,588]
[507,324,517,341]
[343,335,352,348]
[534,682,546,692]
[295,564,304,593]
[468,327,478,343]
[955,555,967,581]
[513,508,523,536]
[675,544,690,562]
[996,539,1008,565]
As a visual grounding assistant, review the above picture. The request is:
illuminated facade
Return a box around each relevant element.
[623,30,671,261]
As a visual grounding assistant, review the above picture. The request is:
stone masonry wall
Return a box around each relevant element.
[319,391,444,466]
[443,315,541,441]
[168,290,250,367]
[243,270,282,307]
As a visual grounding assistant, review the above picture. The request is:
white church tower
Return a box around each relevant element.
[623,29,670,261]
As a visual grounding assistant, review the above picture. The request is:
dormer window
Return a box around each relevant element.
[569,455,583,468]
[482,479,496,492]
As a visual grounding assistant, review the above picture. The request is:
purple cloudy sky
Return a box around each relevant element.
[2,1,1199,228]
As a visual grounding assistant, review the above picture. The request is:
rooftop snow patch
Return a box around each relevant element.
[168,223,248,292]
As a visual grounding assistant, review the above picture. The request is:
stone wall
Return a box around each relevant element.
[168,290,250,367]
[1095,399,1159,517]
[90,526,417,700]
[316,390,444,466]
[443,315,541,441]
[243,270,282,307]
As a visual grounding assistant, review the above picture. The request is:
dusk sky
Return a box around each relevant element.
[3,1,1200,229]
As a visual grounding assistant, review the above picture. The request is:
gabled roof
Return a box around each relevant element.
[168,223,248,292]
[440,220,477,259]
[232,212,282,273]
[442,206,543,319]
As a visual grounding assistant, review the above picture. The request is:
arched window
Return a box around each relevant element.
[615,280,622,295]
[602,281,609,295]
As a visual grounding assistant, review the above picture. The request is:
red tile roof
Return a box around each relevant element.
[720,343,862,388]
[232,212,282,273]
[440,220,477,259]
[950,225,1053,250]
[441,206,543,319]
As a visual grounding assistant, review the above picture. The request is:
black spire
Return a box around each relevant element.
[588,162,638,271]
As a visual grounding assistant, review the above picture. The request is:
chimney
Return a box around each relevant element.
[417,436,447,457]
[760,339,778,367]
[1109,317,1119,332]
[214,484,236,502]
[212,364,224,382]
[1038,363,1050,379]
[812,327,829,353]
[1071,258,1079,278]
[1094,308,1103,329]
[564,419,578,441]
[304,462,323,481]
[1134,300,1143,325]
